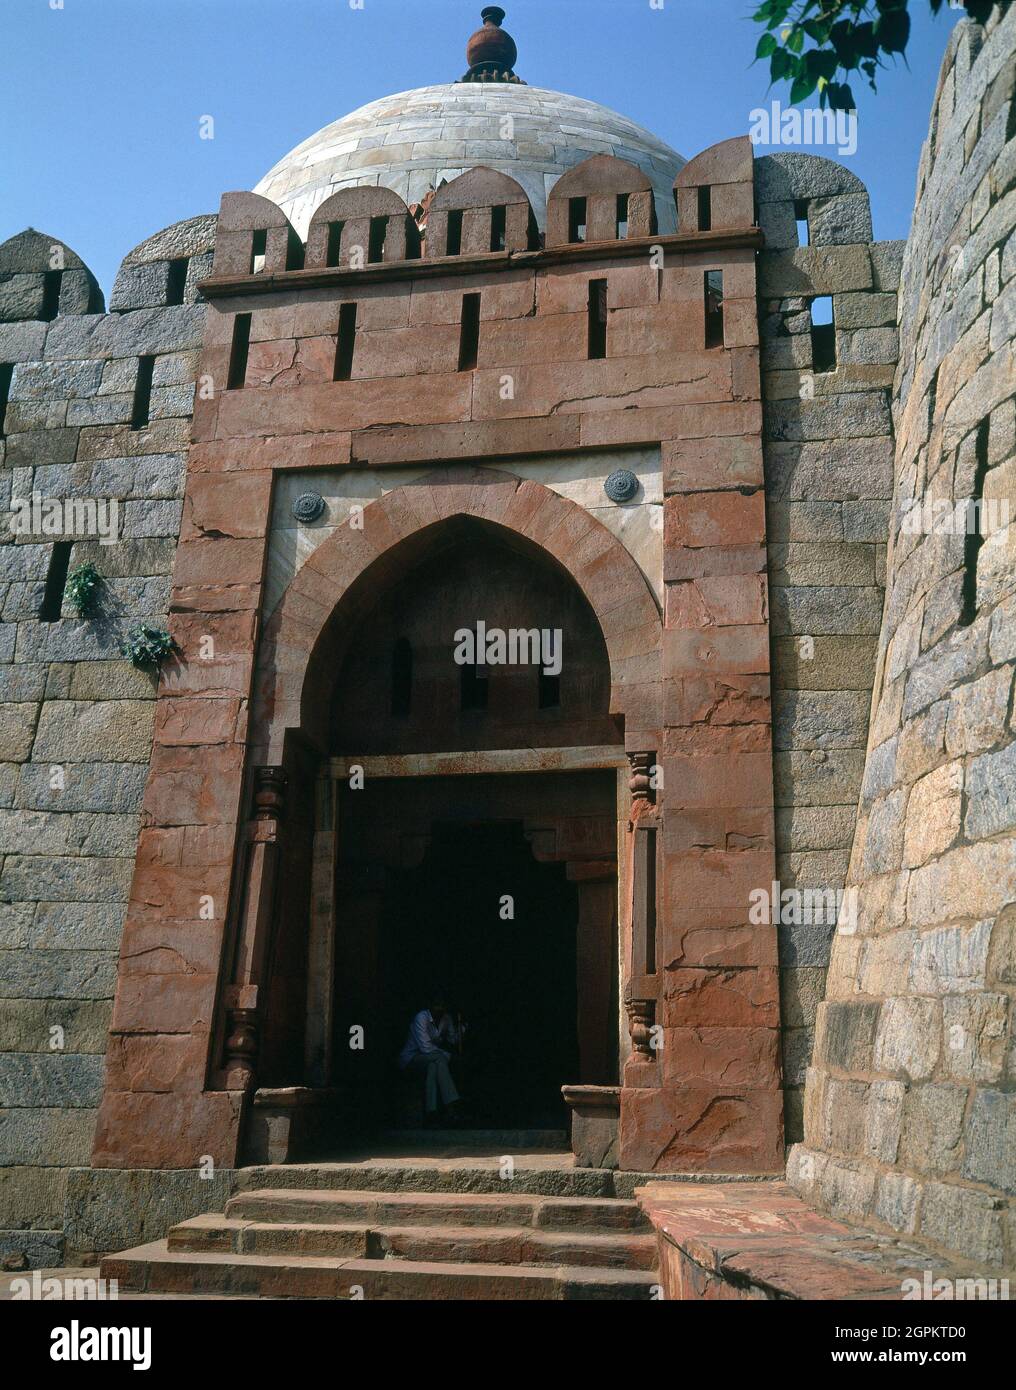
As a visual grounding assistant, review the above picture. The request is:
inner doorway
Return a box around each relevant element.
[388,821,579,1129]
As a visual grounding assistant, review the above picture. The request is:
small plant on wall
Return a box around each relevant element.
[121,624,176,670]
[65,562,103,619]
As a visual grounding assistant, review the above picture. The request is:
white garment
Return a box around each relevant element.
[398,1009,459,1068]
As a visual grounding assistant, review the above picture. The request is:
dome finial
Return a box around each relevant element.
[460,6,524,84]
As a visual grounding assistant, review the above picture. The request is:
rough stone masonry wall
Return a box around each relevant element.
[789,5,1016,1273]
[0,217,212,1266]
[756,152,902,1141]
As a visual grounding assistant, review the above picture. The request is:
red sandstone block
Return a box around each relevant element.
[103,1032,211,1095]
[661,804,774,855]
[659,749,774,810]
[605,264,664,309]
[476,312,587,367]
[91,1089,243,1169]
[662,1027,781,1089]
[665,543,767,582]
[722,298,760,349]
[126,861,232,928]
[350,414,582,466]
[189,432,353,474]
[351,324,462,379]
[141,743,245,828]
[620,1085,784,1174]
[410,271,536,325]
[135,827,184,868]
[580,400,761,450]
[215,373,472,439]
[665,573,767,629]
[160,612,257,699]
[665,491,765,550]
[664,624,770,680]
[662,846,774,911]
[662,965,781,1030]
[244,338,296,388]
[173,537,266,591]
[110,968,220,1036]
[606,304,714,360]
[730,346,761,402]
[154,696,241,747]
[664,673,771,728]
[181,470,272,544]
[536,264,604,316]
[662,722,772,757]
[665,917,779,969]
[710,181,756,231]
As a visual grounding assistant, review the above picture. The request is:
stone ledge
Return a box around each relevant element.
[634,1181,1009,1300]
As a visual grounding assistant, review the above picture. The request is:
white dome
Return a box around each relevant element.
[254,83,684,238]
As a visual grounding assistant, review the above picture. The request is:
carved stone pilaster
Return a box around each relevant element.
[223,1006,259,1089]
[627,751,655,806]
[254,765,287,821]
[625,997,656,1060]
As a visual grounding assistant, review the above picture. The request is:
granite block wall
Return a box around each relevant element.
[789,5,1016,1273]
[0,216,213,1266]
[757,152,902,1141]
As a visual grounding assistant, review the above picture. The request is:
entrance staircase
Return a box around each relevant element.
[101,1134,660,1300]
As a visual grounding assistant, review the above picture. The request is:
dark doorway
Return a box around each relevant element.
[385,821,579,1129]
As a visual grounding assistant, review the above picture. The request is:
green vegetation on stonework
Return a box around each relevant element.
[121,624,176,670]
[65,562,102,619]
[752,0,999,110]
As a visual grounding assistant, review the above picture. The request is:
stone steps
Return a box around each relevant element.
[168,1213,656,1269]
[101,1168,660,1299]
[235,1161,617,1198]
[223,1186,650,1232]
[102,1242,658,1300]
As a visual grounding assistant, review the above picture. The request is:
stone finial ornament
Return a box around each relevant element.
[460,7,525,83]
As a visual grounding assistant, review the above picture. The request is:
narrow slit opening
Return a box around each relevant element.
[458,292,481,371]
[568,197,587,244]
[39,541,73,623]
[227,313,252,390]
[0,363,13,437]
[588,279,608,360]
[131,355,155,430]
[166,258,188,305]
[249,230,267,275]
[490,205,507,252]
[41,270,62,322]
[368,217,388,264]
[446,210,463,257]
[616,193,630,240]
[810,296,836,373]
[704,270,724,348]
[960,418,992,628]
[697,186,712,233]
[326,222,345,268]
[794,199,811,246]
[334,303,358,382]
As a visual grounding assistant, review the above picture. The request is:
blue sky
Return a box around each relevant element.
[2,0,969,296]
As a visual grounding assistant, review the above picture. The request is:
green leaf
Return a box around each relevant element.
[756,33,778,59]
[874,9,911,54]
[826,80,857,111]
[790,71,819,103]
[787,25,805,53]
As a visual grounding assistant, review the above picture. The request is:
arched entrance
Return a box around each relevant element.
[263,515,629,1134]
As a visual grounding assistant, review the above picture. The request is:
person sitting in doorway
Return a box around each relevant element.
[398,998,464,1125]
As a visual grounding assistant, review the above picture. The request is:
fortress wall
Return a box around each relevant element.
[756,153,902,1141]
[0,219,212,1265]
[789,5,1016,1272]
